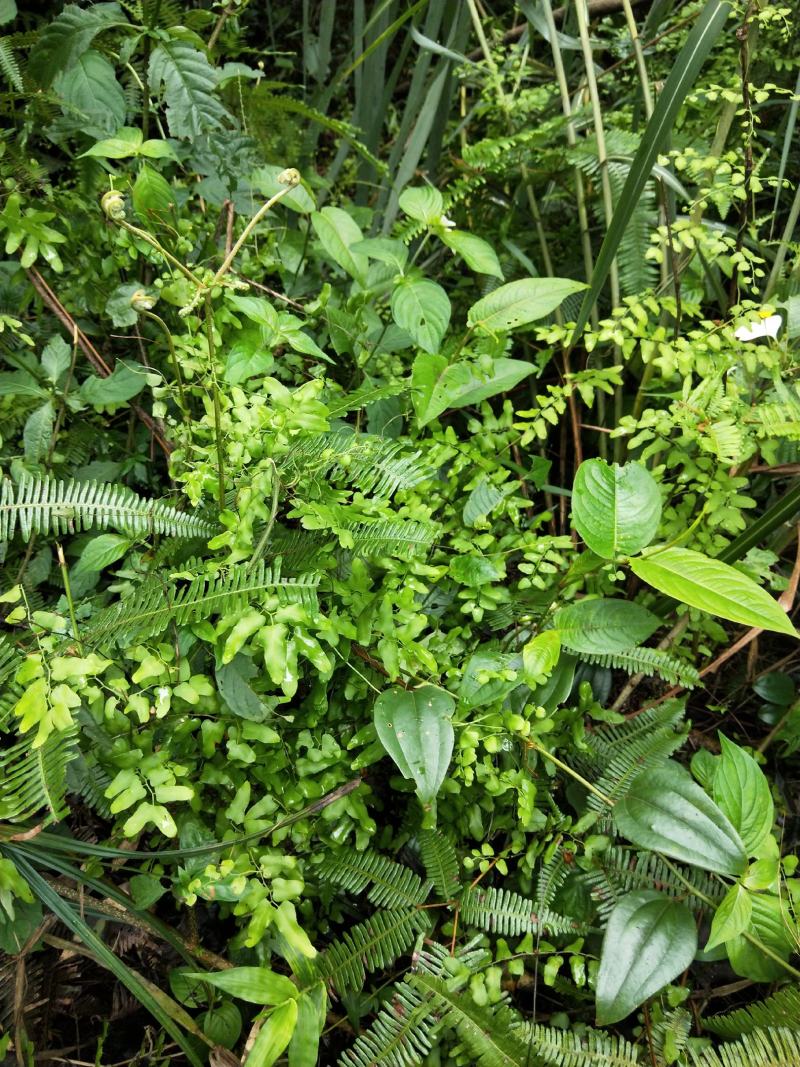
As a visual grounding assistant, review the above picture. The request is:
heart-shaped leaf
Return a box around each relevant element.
[613,762,747,876]
[373,685,454,821]
[596,890,697,1024]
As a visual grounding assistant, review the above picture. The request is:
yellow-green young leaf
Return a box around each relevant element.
[392,279,451,355]
[596,890,697,1025]
[629,547,798,637]
[713,735,774,856]
[726,893,796,981]
[440,230,503,279]
[742,857,780,891]
[245,999,298,1067]
[310,207,368,283]
[398,185,444,223]
[185,967,297,1006]
[522,631,561,686]
[374,685,454,816]
[572,459,661,559]
[273,900,316,959]
[467,277,586,334]
[287,983,326,1067]
[132,165,175,222]
[706,884,752,950]
[613,762,747,876]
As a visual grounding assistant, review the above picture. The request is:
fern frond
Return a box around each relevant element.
[86,560,319,646]
[579,700,688,810]
[418,828,460,900]
[582,846,723,918]
[318,848,431,909]
[0,38,22,91]
[519,1022,642,1066]
[0,476,214,545]
[326,381,408,418]
[343,519,438,559]
[704,987,800,1038]
[280,430,430,498]
[408,975,528,1067]
[579,647,700,688]
[652,1008,691,1066]
[535,851,572,911]
[314,909,432,994]
[689,1027,800,1067]
[0,725,78,822]
[460,885,583,937]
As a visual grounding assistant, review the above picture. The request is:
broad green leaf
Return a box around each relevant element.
[596,890,697,1025]
[613,762,747,876]
[28,3,126,85]
[449,554,504,586]
[199,1000,242,1049]
[441,230,503,279]
[41,336,71,382]
[571,0,733,341]
[398,185,444,223]
[712,735,774,856]
[350,237,408,273]
[215,655,269,722]
[185,967,297,1006]
[553,599,661,654]
[23,402,54,465]
[80,126,143,158]
[133,165,175,222]
[572,458,661,559]
[81,362,149,406]
[467,277,586,334]
[726,893,796,981]
[311,207,368,283]
[411,353,534,426]
[148,39,229,139]
[706,884,752,950]
[224,326,275,384]
[522,631,561,686]
[373,685,454,817]
[392,279,451,355]
[53,50,126,137]
[72,533,132,578]
[106,282,143,328]
[629,546,798,637]
[287,983,326,1067]
[246,999,298,1067]
[742,857,780,891]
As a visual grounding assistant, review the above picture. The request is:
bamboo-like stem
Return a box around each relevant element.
[764,176,800,299]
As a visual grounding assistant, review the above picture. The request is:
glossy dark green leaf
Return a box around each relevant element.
[596,890,697,1025]
[613,762,747,876]
[373,685,454,810]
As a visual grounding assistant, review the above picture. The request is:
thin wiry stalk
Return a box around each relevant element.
[765,176,800,299]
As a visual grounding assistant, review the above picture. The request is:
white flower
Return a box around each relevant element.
[439,215,457,229]
[734,312,782,342]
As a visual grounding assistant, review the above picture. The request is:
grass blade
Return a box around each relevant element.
[570,0,732,344]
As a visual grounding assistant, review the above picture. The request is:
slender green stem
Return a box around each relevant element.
[527,740,615,807]
[249,461,281,570]
[142,310,189,420]
[210,178,300,289]
[764,175,800,299]
[119,220,202,286]
[56,543,82,654]
[203,293,226,513]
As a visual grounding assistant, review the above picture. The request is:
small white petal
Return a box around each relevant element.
[734,314,782,341]
[440,215,457,229]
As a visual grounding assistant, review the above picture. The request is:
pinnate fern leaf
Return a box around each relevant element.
[0,725,78,822]
[579,647,700,688]
[314,909,431,994]
[519,1022,642,1066]
[704,987,800,1038]
[418,828,460,900]
[86,560,318,646]
[460,885,582,937]
[0,476,214,545]
[689,1027,800,1067]
[318,847,431,909]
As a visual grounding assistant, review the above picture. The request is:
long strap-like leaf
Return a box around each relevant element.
[570,0,732,344]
